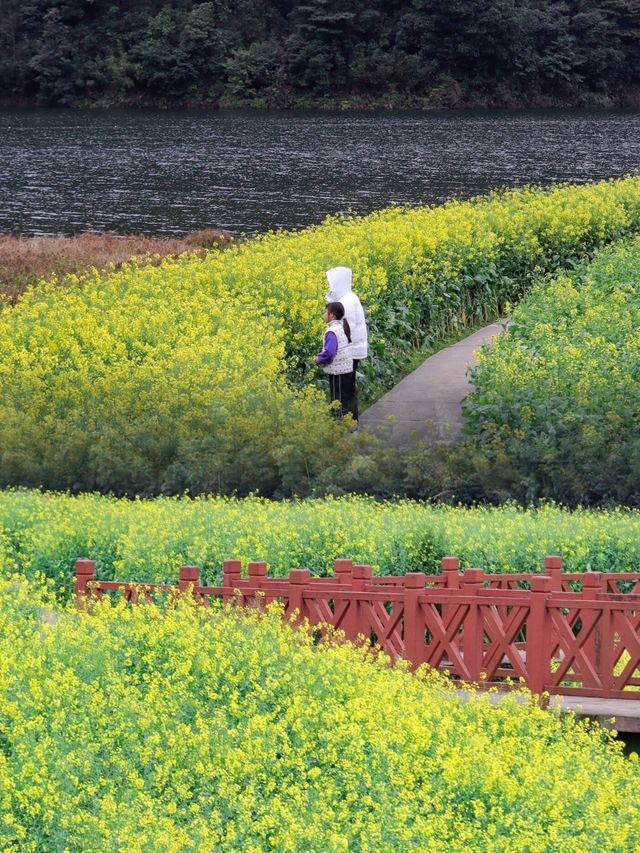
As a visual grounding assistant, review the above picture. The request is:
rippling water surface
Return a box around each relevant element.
[1,108,639,236]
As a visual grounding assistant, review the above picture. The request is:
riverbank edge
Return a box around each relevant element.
[3,86,640,111]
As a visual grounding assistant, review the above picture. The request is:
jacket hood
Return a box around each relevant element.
[325,266,352,302]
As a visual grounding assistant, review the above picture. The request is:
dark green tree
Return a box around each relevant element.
[0,0,638,107]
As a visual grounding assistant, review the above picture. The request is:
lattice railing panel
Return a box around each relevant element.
[75,557,640,699]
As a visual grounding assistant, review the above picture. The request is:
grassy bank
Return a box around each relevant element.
[0,230,233,302]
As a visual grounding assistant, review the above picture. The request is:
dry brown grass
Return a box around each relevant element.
[0,230,234,301]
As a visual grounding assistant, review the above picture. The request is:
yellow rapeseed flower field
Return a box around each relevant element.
[0,579,637,852]
[3,490,640,591]
[2,181,640,850]
[467,234,640,504]
[1,178,640,495]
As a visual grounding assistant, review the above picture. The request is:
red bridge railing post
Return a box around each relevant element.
[347,565,371,642]
[462,569,484,682]
[353,565,372,585]
[288,569,311,625]
[248,561,268,606]
[75,559,96,607]
[527,575,552,700]
[441,556,460,589]
[404,572,426,669]
[248,561,267,583]
[544,555,563,591]
[442,557,460,648]
[334,558,353,585]
[178,565,200,596]
[223,560,242,602]
[583,571,612,691]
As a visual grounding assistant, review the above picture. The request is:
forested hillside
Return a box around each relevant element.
[2,0,640,109]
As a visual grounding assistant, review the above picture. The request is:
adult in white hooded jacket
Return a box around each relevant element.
[326,266,368,421]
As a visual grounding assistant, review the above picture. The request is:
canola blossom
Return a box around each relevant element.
[2,178,640,495]
[0,580,637,852]
[467,235,640,505]
[5,490,640,591]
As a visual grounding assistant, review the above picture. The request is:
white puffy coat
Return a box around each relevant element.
[325,266,368,360]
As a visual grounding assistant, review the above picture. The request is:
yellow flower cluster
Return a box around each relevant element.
[4,490,640,591]
[2,178,640,494]
[0,580,637,851]
[0,263,347,494]
[467,234,640,504]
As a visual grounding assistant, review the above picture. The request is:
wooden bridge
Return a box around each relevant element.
[76,555,640,730]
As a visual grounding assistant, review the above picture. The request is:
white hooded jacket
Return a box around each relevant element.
[325,266,368,360]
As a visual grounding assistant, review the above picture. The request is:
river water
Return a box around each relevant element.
[1,108,639,236]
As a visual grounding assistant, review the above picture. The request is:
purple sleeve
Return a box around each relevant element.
[316,330,338,365]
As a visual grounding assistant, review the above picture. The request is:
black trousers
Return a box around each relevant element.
[329,360,359,421]
[347,358,359,422]
[329,370,356,419]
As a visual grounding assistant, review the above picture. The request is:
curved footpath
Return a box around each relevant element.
[360,321,506,448]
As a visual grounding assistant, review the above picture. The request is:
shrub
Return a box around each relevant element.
[465,236,640,505]
[0,581,637,851]
[0,268,348,495]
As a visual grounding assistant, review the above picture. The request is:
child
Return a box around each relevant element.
[325,266,367,422]
[316,301,355,419]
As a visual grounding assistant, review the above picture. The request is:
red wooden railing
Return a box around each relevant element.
[75,555,640,700]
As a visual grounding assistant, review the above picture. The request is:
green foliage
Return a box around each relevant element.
[223,40,280,102]
[464,236,640,505]
[6,490,640,592]
[2,0,640,107]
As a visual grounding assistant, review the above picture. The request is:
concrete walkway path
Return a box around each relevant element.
[454,689,640,734]
[360,321,505,448]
